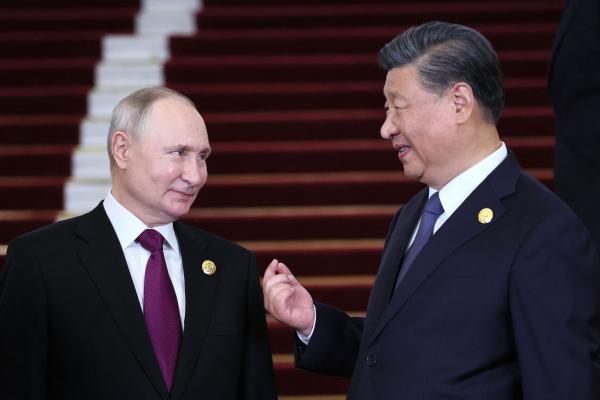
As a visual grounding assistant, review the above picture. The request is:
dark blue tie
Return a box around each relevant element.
[394,192,444,290]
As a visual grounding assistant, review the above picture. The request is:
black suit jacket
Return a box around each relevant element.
[296,153,600,399]
[548,0,600,249]
[0,203,277,400]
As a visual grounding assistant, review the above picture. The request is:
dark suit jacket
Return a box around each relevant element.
[548,0,600,249]
[0,203,277,400]
[296,153,600,399]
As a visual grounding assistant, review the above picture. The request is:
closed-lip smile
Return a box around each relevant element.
[171,189,196,198]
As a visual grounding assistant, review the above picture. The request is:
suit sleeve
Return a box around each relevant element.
[0,238,48,400]
[294,303,364,377]
[294,206,401,377]
[238,252,278,400]
[509,212,600,398]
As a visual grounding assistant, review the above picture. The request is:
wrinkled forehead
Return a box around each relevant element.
[148,97,203,125]
[383,65,419,99]
[144,97,209,142]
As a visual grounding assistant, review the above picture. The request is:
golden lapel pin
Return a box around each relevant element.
[202,260,217,275]
[478,208,493,224]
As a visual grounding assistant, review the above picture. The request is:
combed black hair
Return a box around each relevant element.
[378,21,504,122]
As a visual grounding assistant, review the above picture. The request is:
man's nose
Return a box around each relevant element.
[380,116,398,139]
[182,158,204,186]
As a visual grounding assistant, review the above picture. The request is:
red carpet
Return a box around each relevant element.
[0,2,138,253]
[196,3,563,29]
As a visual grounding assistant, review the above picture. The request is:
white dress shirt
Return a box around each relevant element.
[409,141,508,245]
[298,142,508,343]
[103,191,186,327]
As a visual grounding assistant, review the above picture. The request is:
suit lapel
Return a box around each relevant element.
[170,222,217,400]
[75,204,168,399]
[361,190,426,343]
[367,154,522,345]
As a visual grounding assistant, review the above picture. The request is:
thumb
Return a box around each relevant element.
[263,259,278,281]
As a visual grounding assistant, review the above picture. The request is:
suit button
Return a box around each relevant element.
[366,354,377,366]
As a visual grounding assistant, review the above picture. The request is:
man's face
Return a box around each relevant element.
[119,97,210,226]
[380,65,463,189]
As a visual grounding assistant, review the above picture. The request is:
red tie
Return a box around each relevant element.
[136,229,182,392]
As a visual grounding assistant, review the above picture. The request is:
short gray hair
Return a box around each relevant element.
[378,21,504,123]
[107,87,196,167]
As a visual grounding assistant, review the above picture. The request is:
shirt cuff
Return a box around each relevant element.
[296,304,317,345]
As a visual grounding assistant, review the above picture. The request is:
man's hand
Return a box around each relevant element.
[263,259,315,337]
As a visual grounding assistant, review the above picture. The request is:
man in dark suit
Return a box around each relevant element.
[0,87,277,400]
[548,0,600,251]
[263,22,600,398]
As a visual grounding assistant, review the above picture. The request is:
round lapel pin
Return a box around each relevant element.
[202,260,217,275]
[478,208,494,224]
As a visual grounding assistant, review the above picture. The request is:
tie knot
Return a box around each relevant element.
[424,192,444,217]
[136,229,164,252]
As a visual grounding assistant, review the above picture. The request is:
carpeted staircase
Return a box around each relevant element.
[0,0,563,398]
[0,0,138,243]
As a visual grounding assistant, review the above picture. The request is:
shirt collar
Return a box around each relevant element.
[103,190,180,253]
[429,142,508,217]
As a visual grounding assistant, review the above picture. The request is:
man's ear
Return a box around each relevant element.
[449,82,474,124]
[111,131,131,169]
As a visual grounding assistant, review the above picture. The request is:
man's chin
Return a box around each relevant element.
[167,200,196,217]
[402,167,420,181]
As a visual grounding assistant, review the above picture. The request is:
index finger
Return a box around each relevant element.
[274,261,293,276]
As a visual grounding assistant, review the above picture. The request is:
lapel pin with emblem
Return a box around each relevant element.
[478,208,493,224]
[202,260,216,275]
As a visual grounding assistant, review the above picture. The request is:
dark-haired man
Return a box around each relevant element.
[0,87,277,400]
[264,21,600,399]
